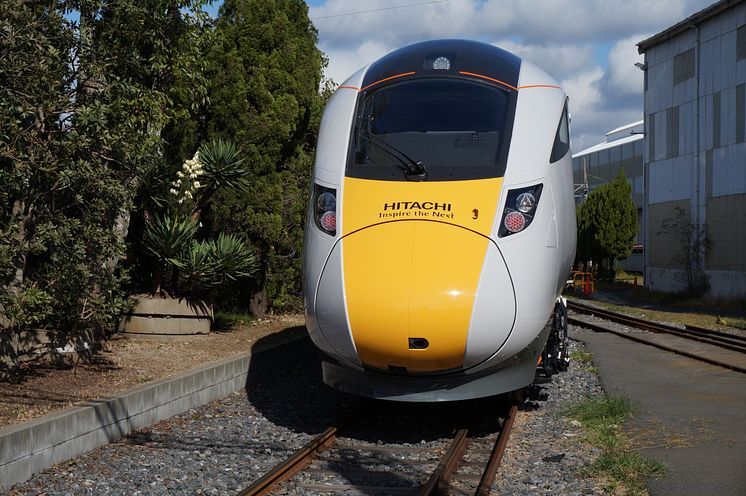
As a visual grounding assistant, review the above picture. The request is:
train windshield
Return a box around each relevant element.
[348,78,515,181]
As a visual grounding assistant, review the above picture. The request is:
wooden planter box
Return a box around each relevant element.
[118,296,212,335]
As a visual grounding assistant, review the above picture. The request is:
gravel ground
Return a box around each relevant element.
[10,333,610,496]
[9,359,353,496]
[493,332,606,496]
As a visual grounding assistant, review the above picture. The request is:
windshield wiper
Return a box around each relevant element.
[361,118,427,178]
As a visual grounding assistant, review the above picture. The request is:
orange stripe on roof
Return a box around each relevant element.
[518,84,563,90]
[360,71,416,92]
[458,71,518,91]
[340,72,562,94]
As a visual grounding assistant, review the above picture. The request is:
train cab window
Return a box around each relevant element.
[550,101,570,163]
[348,78,516,181]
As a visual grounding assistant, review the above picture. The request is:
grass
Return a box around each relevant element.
[570,350,597,373]
[570,350,594,365]
[567,280,746,333]
[572,270,746,318]
[213,309,254,331]
[716,315,746,330]
[563,396,665,495]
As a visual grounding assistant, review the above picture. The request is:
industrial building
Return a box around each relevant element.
[638,0,746,297]
[572,122,645,272]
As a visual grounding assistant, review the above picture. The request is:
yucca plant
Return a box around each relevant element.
[142,215,197,295]
[179,240,221,292]
[210,233,259,283]
[194,138,250,211]
[140,140,256,300]
[179,234,258,298]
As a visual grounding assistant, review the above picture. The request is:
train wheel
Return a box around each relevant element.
[549,299,569,372]
[541,299,569,376]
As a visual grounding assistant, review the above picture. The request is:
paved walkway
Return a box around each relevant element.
[571,326,746,496]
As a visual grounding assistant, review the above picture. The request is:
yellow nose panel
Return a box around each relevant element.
[342,177,502,373]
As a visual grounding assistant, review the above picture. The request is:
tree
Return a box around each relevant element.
[0,1,210,370]
[0,2,169,363]
[576,170,638,278]
[201,0,325,314]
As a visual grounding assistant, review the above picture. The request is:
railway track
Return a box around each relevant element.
[568,300,746,374]
[239,394,521,495]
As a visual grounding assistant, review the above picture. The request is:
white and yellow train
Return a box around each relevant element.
[303,40,576,401]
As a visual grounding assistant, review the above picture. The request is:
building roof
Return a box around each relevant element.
[638,0,744,53]
[606,120,644,136]
[572,133,644,158]
[572,120,644,158]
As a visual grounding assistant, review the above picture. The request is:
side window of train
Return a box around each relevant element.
[550,100,570,163]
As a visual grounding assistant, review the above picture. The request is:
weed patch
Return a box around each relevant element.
[570,350,594,364]
[213,310,254,331]
[563,396,665,494]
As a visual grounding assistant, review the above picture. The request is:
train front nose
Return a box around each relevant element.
[336,220,494,373]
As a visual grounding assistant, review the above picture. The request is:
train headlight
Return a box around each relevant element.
[313,185,337,236]
[516,192,536,213]
[498,184,543,238]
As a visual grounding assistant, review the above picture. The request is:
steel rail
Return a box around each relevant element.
[238,407,366,496]
[568,301,746,354]
[568,316,746,374]
[474,403,518,496]
[686,322,746,342]
[237,425,339,496]
[418,428,471,496]
[568,300,746,344]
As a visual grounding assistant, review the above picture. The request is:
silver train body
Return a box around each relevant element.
[303,40,576,401]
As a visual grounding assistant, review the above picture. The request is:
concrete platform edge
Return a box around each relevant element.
[0,332,312,491]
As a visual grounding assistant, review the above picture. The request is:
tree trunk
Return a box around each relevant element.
[249,285,267,318]
[6,199,33,295]
[103,178,139,281]
[248,259,268,317]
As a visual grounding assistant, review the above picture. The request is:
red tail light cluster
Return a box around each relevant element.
[498,184,543,238]
[314,184,337,236]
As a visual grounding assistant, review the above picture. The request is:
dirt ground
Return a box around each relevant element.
[0,315,305,429]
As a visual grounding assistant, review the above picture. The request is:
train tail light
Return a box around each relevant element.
[314,184,337,236]
[498,184,543,237]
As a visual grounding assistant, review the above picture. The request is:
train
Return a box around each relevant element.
[303,39,577,401]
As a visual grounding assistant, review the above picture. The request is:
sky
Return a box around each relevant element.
[302,0,717,152]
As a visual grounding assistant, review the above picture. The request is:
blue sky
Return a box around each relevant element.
[303,0,715,150]
[74,0,717,151]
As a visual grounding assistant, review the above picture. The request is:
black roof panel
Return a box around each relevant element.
[361,39,522,90]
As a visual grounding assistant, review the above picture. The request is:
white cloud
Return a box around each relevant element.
[323,41,394,86]
[311,0,479,47]
[500,0,689,42]
[311,0,704,47]
[490,39,595,83]
[310,0,715,150]
[562,67,604,119]
[607,34,647,95]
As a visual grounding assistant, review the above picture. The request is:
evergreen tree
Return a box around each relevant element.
[202,0,324,314]
[0,1,210,366]
[0,2,170,355]
[576,170,638,277]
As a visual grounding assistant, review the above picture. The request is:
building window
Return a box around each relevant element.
[648,113,656,160]
[633,139,643,160]
[673,48,694,85]
[666,106,679,158]
[713,91,721,149]
[738,25,746,61]
[737,84,745,144]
